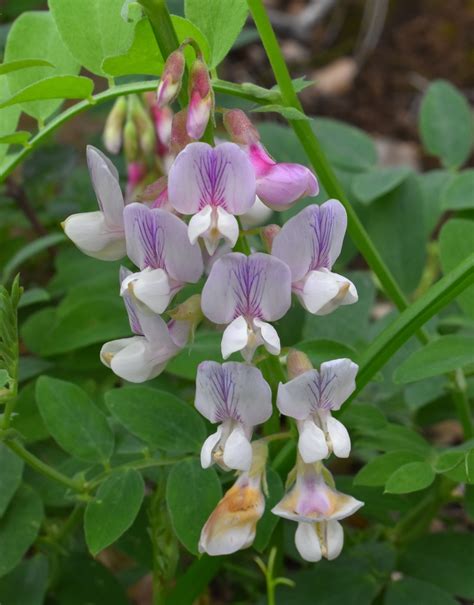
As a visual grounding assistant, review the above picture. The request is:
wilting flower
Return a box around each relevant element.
[272,200,358,315]
[156,49,185,108]
[277,358,358,462]
[224,109,318,210]
[199,441,268,555]
[101,268,191,382]
[272,458,363,562]
[62,146,126,261]
[167,142,256,255]
[121,203,203,314]
[195,361,272,471]
[186,58,213,140]
[201,252,292,361]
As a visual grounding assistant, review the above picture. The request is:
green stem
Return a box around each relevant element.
[451,369,473,439]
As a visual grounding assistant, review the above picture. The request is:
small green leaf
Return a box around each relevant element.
[0,485,43,578]
[166,459,221,555]
[49,0,136,76]
[297,339,358,367]
[185,0,247,68]
[385,461,435,494]
[36,376,114,463]
[0,59,54,75]
[354,451,424,487]
[0,554,48,605]
[352,167,412,205]
[434,449,465,473]
[252,104,309,120]
[254,468,284,552]
[385,576,458,605]
[0,68,21,164]
[85,469,144,555]
[442,170,474,211]
[105,386,206,453]
[394,335,474,383]
[0,131,31,146]
[419,80,473,168]
[0,75,94,109]
[0,444,24,517]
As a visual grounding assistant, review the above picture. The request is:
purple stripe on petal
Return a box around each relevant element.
[231,257,265,318]
[207,364,241,422]
[307,369,337,411]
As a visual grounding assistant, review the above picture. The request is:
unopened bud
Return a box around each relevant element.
[261,223,281,252]
[223,109,260,146]
[287,349,313,380]
[157,49,185,107]
[186,59,213,140]
[170,109,192,154]
[138,176,167,202]
[168,294,203,325]
[124,118,139,162]
[103,96,127,154]
[153,105,173,147]
[130,95,156,156]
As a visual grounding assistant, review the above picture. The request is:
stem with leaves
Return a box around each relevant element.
[255,547,295,605]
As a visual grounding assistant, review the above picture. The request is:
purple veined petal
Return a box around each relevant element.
[195,361,272,426]
[86,145,124,228]
[123,203,203,282]
[272,200,348,282]
[120,266,143,335]
[167,142,256,215]
[256,163,319,211]
[62,211,126,261]
[318,359,358,411]
[276,370,317,420]
[201,252,292,324]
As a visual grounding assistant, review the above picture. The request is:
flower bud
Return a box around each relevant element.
[130,95,156,156]
[103,96,127,154]
[286,349,313,379]
[223,109,260,146]
[168,294,203,339]
[186,59,213,140]
[170,109,192,154]
[156,49,185,108]
[138,176,168,202]
[123,118,139,162]
[260,223,281,252]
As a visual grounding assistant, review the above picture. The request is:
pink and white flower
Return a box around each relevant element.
[167,142,256,255]
[121,203,203,314]
[272,200,358,315]
[195,362,272,471]
[186,58,213,140]
[63,146,126,261]
[277,358,358,463]
[201,252,292,361]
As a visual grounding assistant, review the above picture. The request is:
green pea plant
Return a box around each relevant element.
[0,1,473,604]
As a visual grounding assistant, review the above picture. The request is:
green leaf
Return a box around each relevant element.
[4,11,80,121]
[185,0,247,68]
[384,577,458,605]
[254,468,284,552]
[105,386,205,453]
[167,556,223,605]
[385,461,435,494]
[49,0,136,76]
[0,485,43,578]
[354,451,424,487]
[465,484,474,520]
[419,80,473,169]
[0,59,54,75]
[439,219,474,319]
[0,554,48,605]
[166,332,224,381]
[36,376,114,463]
[399,533,474,599]
[442,170,474,210]
[394,335,474,383]
[85,469,144,555]
[11,381,49,444]
[297,339,358,367]
[359,424,431,457]
[0,131,30,146]
[2,232,66,284]
[434,449,465,473]
[166,459,221,555]
[252,104,309,120]
[339,403,387,433]
[0,75,94,109]
[312,117,377,170]
[0,71,21,165]
[0,444,23,517]
[18,288,51,309]
[417,170,454,239]
[352,167,412,205]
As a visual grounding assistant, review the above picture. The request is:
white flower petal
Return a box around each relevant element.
[295,523,322,562]
[299,269,358,316]
[104,338,164,383]
[121,268,172,314]
[326,415,351,458]
[63,211,125,261]
[221,316,249,359]
[253,318,280,356]
[188,206,213,245]
[241,195,273,228]
[216,207,239,248]
[325,520,344,560]
[200,426,223,469]
[199,519,256,556]
[297,418,329,463]
[223,424,253,471]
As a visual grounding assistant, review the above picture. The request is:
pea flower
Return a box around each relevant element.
[195,361,272,471]
[186,58,213,140]
[199,441,268,556]
[101,268,191,383]
[201,253,292,361]
[62,145,126,261]
[277,358,358,462]
[121,203,203,314]
[224,109,318,210]
[272,200,358,315]
[167,142,256,255]
[156,49,185,108]
[272,459,363,562]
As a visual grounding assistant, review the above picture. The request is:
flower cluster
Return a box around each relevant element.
[62,46,362,562]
